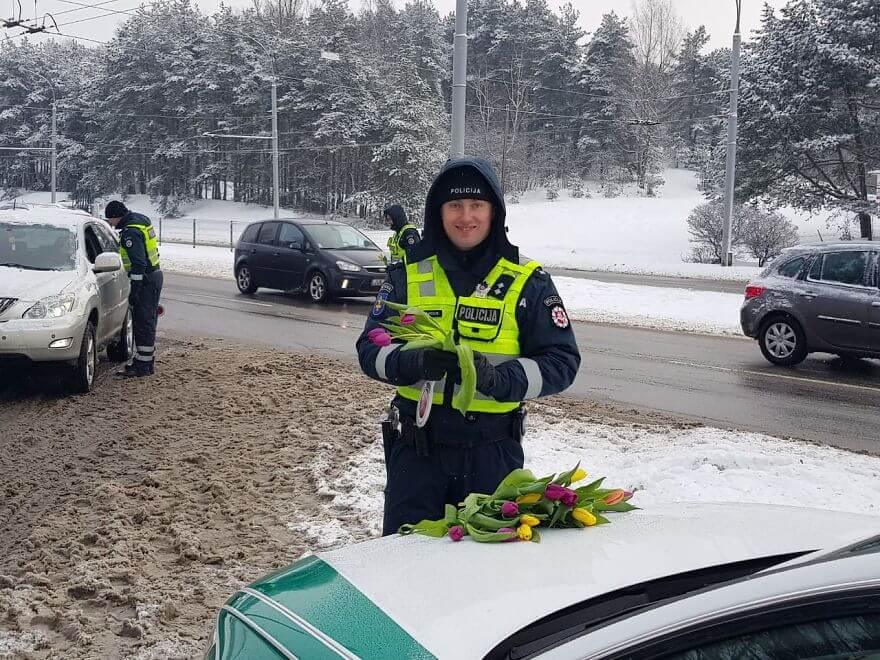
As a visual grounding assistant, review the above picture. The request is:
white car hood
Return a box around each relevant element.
[0,265,80,303]
[319,502,880,659]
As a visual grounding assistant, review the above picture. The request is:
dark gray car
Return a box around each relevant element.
[741,241,880,366]
[233,218,387,303]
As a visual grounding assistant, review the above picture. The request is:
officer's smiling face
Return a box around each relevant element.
[441,199,493,251]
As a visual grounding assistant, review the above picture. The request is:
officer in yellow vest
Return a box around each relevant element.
[357,158,580,534]
[104,201,163,377]
[384,204,420,265]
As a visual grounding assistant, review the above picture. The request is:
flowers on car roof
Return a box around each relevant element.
[398,464,636,543]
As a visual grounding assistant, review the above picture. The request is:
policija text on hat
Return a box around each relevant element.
[356,157,581,535]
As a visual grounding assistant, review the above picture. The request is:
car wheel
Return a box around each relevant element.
[107,308,134,363]
[236,264,258,294]
[307,270,330,303]
[70,321,97,393]
[759,316,807,366]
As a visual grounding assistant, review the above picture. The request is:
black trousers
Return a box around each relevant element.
[381,411,524,535]
[130,270,163,373]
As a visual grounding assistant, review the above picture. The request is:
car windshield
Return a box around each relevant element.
[306,224,377,250]
[0,222,77,271]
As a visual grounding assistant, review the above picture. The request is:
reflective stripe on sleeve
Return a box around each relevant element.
[518,358,543,400]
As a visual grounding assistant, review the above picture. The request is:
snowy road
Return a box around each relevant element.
[161,273,880,453]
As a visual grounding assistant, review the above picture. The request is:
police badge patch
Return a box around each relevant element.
[124,238,133,248]
[372,291,389,316]
[550,305,569,329]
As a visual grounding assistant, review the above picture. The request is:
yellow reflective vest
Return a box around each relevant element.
[387,224,417,262]
[120,223,160,272]
[396,254,541,414]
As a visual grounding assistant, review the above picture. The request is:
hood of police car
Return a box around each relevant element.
[207,503,880,659]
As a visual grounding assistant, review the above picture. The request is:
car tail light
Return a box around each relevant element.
[745,285,766,300]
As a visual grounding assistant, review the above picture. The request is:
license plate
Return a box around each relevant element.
[371,278,384,286]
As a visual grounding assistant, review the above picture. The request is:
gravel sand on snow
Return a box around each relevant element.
[0,335,685,658]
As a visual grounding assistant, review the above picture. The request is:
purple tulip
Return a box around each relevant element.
[561,490,578,507]
[400,314,416,325]
[497,527,517,542]
[368,328,387,339]
[501,501,519,517]
[448,525,464,542]
[369,330,392,347]
[544,483,567,501]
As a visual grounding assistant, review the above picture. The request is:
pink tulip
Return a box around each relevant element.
[545,484,577,504]
[497,527,518,542]
[501,501,519,517]
[368,328,387,340]
[369,330,392,347]
[400,314,416,325]
[448,525,464,542]
[622,490,634,501]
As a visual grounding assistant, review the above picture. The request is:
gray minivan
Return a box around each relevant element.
[741,242,880,366]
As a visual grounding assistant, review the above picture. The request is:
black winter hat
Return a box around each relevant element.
[105,200,128,219]
[432,168,494,207]
[383,204,408,230]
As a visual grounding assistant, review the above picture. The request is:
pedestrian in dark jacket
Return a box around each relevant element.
[104,200,163,377]
[384,204,420,264]
[357,157,581,535]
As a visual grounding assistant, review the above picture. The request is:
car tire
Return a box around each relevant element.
[107,308,134,363]
[306,270,330,303]
[70,321,97,393]
[758,316,808,367]
[236,263,258,294]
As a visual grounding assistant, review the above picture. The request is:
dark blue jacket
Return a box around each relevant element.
[117,211,155,278]
[357,157,580,420]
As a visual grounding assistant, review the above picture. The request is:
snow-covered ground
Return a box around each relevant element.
[302,412,880,546]
[159,243,746,336]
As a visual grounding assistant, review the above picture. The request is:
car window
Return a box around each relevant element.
[240,223,260,244]
[257,222,279,245]
[277,223,305,249]
[664,611,880,660]
[83,226,102,264]
[776,257,806,278]
[813,251,870,286]
[808,255,823,281]
[92,222,118,253]
[0,221,77,271]
[305,224,377,250]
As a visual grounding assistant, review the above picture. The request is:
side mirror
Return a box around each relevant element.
[93,251,123,273]
[290,241,303,251]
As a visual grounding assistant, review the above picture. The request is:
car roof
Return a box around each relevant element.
[0,206,96,230]
[540,537,880,659]
[304,503,880,659]
[246,217,352,227]
[782,241,878,253]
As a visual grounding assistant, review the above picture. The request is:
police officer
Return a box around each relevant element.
[384,204,420,265]
[104,201,163,377]
[357,158,581,535]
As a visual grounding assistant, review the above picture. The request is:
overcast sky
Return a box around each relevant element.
[17,0,787,50]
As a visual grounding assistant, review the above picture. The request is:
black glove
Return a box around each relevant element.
[417,349,460,381]
[447,351,496,396]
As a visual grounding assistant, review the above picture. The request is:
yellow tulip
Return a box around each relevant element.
[517,524,532,541]
[571,468,588,483]
[516,493,541,505]
[572,507,597,526]
[520,514,541,527]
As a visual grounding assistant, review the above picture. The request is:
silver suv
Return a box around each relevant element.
[741,241,880,366]
[0,204,133,392]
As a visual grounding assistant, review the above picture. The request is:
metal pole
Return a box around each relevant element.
[50,102,57,204]
[230,221,234,252]
[271,79,280,219]
[192,217,196,248]
[450,0,469,157]
[501,104,509,192]
[721,2,742,267]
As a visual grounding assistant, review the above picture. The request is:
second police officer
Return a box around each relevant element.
[357,157,581,535]
[384,204,420,265]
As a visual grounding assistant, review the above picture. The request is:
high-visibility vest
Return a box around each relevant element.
[120,223,160,272]
[396,254,541,414]
[387,224,417,262]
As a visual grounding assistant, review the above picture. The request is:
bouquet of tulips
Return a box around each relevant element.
[398,464,636,543]
[366,301,477,418]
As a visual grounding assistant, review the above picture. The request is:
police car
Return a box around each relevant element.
[204,503,880,659]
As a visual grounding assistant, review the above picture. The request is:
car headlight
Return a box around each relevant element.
[23,293,77,319]
[336,260,361,272]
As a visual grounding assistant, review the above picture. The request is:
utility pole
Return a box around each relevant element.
[450,0,468,157]
[51,101,56,203]
[501,104,509,191]
[721,0,742,267]
[271,79,279,219]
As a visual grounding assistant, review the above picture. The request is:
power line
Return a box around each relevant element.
[59,7,142,27]
[51,0,132,18]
